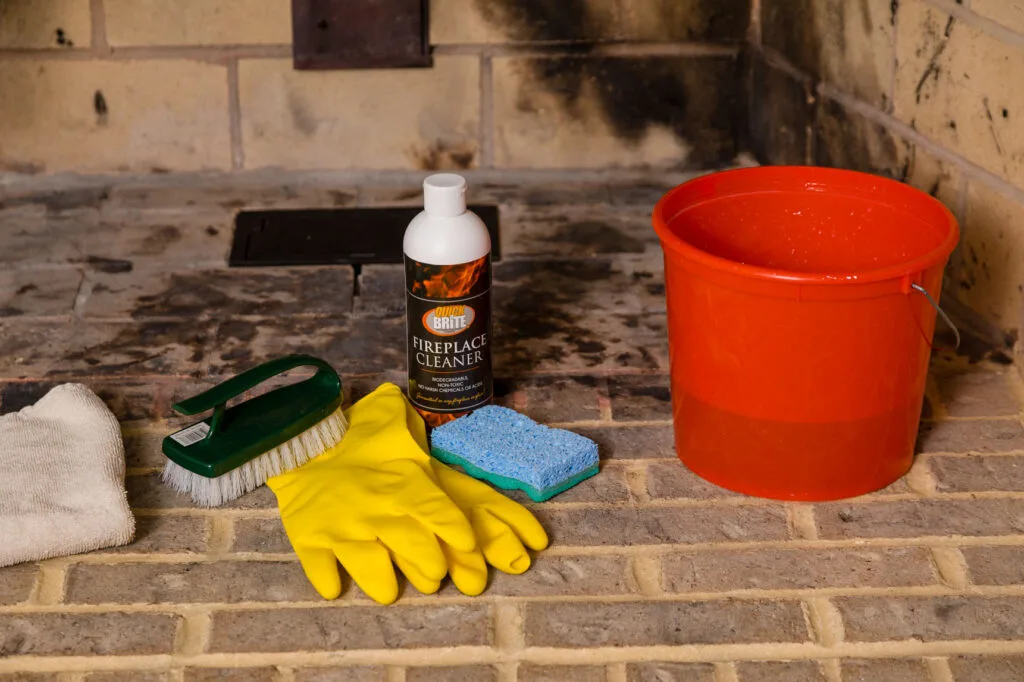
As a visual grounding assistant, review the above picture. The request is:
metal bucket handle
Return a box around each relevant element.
[911,283,961,350]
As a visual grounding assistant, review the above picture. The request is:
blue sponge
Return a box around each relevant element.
[429,405,599,502]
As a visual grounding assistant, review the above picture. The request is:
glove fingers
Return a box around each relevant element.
[476,509,533,574]
[334,541,399,605]
[294,545,342,600]
[441,541,489,597]
[404,487,478,554]
[376,517,448,582]
[430,459,549,552]
[483,498,550,552]
[393,554,443,596]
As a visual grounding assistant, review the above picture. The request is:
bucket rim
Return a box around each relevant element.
[651,165,960,286]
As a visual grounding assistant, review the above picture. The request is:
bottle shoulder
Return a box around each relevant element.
[403,210,491,265]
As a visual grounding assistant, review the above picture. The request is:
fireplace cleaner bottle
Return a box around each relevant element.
[403,173,493,428]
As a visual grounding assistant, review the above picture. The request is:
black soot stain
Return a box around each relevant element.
[94,90,108,126]
[545,221,645,254]
[410,140,476,171]
[492,259,621,371]
[78,256,133,274]
[476,0,744,167]
[138,226,183,256]
[63,321,209,373]
[55,28,74,47]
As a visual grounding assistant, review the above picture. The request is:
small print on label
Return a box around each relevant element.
[170,422,210,447]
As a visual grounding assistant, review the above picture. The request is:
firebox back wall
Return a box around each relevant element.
[0,0,749,174]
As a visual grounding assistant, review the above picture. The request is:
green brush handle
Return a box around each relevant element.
[173,354,340,420]
[162,354,344,478]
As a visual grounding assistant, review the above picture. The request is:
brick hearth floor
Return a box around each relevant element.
[1,174,1023,681]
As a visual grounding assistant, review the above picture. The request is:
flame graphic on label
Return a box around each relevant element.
[412,257,487,299]
[422,304,475,336]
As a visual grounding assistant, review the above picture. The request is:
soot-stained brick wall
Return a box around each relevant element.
[0,0,755,173]
[747,0,1024,355]
[478,0,751,169]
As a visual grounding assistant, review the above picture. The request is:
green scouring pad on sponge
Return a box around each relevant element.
[428,405,599,502]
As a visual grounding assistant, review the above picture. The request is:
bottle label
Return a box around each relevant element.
[405,254,492,427]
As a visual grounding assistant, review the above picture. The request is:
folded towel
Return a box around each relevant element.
[0,383,134,567]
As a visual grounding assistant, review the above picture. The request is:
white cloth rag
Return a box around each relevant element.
[0,383,134,566]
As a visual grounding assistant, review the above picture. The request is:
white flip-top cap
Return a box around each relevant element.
[423,173,467,217]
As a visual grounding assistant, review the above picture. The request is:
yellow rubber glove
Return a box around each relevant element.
[403,397,550,596]
[266,383,477,605]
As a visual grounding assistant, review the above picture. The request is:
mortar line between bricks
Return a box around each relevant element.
[127,467,163,476]
[629,554,663,596]
[916,449,1024,458]
[924,375,948,420]
[606,662,628,682]
[531,490,1024,507]
[175,607,212,656]
[55,486,1024,519]
[70,269,90,317]
[926,656,955,682]
[714,661,739,682]
[930,546,971,588]
[386,666,405,682]
[906,458,938,495]
[820,659,842,682]
[433,42,740,58]
[887,0,898,116]
[149,529,1024,555]
[805,597,845,647]
[31,537,989,567]
[32,559,70,606]
[919,0,1024,49]
[596,376,614,421]
[747,0,762,46]
[207,515,235,556]
[925,414,1024,422]
[0,166,716,194]
[548,418,673,428]
[77,533,1024,563]
[88,0,108,51]
[623,461,650,503]
[787,505,819,540]
[22,584,1024,615]
[1005,367,1024,415]
[0,41,740,62]
[0,44,292,61]
[954,174,971,246]
[479,54,494,169]
[227,58,244,171]
[9,641,1024,672]
[494,600,525,653]
[495,662,516,682]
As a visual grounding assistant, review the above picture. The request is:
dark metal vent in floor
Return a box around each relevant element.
[228,205,500,267]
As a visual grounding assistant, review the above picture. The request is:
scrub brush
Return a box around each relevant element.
[429,405,599,502]
[161,354,346,507]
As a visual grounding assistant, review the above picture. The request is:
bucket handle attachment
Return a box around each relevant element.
[911,283,960,351]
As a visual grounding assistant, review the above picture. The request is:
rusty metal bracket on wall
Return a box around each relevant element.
[291,0,431,70]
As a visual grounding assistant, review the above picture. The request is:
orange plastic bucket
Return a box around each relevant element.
[651,166,959,501]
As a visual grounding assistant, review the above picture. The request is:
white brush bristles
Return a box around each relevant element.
[161,407,348,507]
